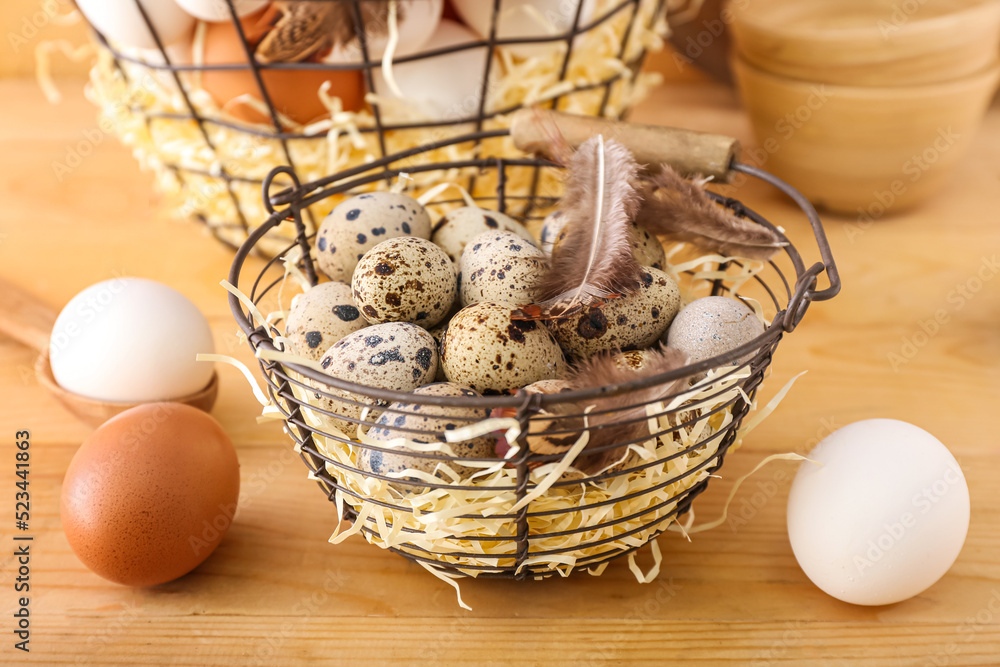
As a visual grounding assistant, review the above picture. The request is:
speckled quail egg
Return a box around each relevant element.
[441,302,566,394]
[546,267,681,359]
[459,230,547,307]
[316,192,432,282]
[302,322,438,437]
[543,212,667,270]
[284,281,366,362]
[351,237,456,327]
[358,382,495,488]
[632,226,668,270]
[431,206,535,265]
[664,296,765,369]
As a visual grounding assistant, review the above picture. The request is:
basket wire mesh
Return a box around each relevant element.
[82,0,671,254]
[227,127,839,579]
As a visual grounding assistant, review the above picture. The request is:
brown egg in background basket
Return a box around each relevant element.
[225,110,840,586]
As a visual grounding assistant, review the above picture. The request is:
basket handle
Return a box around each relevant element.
[0,277,56,353]
[510,109,741,183]
[730,163,842,331]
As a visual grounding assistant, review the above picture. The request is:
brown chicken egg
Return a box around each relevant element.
[60,403,240,587]
[200,8,365,126]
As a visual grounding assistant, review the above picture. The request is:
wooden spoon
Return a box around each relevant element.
[0,277,218,428]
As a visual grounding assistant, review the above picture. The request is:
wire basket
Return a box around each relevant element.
[79,0,671,257]
[227,127,839,580]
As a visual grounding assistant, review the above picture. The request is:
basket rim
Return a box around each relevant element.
[227,134,840,409]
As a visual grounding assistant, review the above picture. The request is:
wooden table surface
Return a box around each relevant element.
[1,74,999,666]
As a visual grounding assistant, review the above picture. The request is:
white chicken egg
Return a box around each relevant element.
[787,419,970,606]
[78,0,196,50]
[49,278,214,403]
[122,40,193,95]
[325,0,444,62]
[372,20,494,121]
[451,0,597,59]
[174,0,267,22]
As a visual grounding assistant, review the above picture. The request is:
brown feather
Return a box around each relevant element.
[256,1,400,64]
[514,135,643,320]
[636,165,787,261]
[526,345,690,473]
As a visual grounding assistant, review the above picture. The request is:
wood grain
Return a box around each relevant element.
[0,277,56,352]
[0,76,998,665]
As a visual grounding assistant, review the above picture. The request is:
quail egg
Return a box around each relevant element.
[441,302,566,394]
[543,212,667,270]
[546,267,681,359]
[351,237,456,327]
[357,382,495,489]
[632,226,668,270]
[316,192,432,282]
[284,281,367,362]
[431,206,535,264]
[664,296,765,369]
[303,322,438,437]
[458,230,547,307]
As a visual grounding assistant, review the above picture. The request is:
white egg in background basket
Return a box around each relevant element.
[373,20,494,122]
[325,0,444,63]
[787,419,970,606]
[77,0,196,50]
[49,278,215,403]
[451,0,597,59]
[174,0,268,22]
[121,40,194,95]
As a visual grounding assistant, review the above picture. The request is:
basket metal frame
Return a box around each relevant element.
[88,0,669,245]
[227,128,839,579]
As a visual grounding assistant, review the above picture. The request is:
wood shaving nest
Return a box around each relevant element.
[261,249,776,582]
[81,0,668,257]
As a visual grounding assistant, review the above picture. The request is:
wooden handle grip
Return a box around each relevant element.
[511,109,741,183]
[0,277,57,353]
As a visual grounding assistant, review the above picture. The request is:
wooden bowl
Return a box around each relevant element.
[730,0,1000,86]
[35,350,219,428]
[733,56,1000,215]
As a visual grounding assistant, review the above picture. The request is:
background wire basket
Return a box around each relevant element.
[227,126,840,580]
[79,0,671,256]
